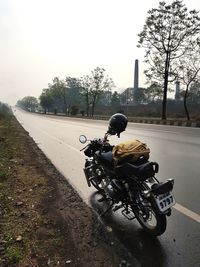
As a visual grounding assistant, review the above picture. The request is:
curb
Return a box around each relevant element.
[128,118,200,128]
[75,116,200,128]
[34,112,200,128]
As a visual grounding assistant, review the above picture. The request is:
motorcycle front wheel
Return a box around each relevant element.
[133,197,167,236]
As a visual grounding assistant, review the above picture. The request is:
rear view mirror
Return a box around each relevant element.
[79,135,87,144]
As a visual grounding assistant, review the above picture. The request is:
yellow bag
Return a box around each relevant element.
[112,140,150,163]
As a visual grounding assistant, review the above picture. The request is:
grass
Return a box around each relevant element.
[5,246,23,264]
[0,170,8,181]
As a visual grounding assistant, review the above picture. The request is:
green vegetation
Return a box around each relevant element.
[16,96,38,112]
[0,170,8,181]
[0,102,12,119]
[5,246,23,264]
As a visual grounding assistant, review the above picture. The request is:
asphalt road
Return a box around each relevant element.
[14,109,200,267]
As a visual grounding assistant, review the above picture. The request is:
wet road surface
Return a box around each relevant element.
[14,109,200,267]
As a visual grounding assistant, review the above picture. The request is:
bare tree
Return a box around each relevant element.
[176,40,200,120]
[79,75,92,116]
[80,67,114,116]
[138,0,200,119]
[90,67,114,116]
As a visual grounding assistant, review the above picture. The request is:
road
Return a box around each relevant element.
[14,109,200,267]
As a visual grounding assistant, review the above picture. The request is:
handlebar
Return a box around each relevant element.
[80,144,89,151]
[80,133,112,157]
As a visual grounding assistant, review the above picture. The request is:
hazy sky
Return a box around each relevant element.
[1,0,200,105]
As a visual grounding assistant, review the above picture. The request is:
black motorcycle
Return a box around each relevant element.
[79,114,175,236]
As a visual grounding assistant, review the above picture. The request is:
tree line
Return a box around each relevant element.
[17,0,200,121]
[17,67,115,116]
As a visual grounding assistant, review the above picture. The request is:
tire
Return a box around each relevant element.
[134,198,167,236]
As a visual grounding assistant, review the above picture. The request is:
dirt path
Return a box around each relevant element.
[0,115,133,267]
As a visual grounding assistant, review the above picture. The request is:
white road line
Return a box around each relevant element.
[36,127,82,154]
[173,203,200,224]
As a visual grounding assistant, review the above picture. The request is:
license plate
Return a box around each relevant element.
[155,192,176,212]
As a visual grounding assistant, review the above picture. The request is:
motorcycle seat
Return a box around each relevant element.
[116,161,159,181]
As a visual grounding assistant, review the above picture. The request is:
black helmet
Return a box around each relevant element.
[107,113,128,136]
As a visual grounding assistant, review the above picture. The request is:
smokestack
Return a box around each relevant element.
[134,59,139,89]
[175,81,180,100]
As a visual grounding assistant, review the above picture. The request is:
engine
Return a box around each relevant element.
[104,179,126,200]
[84,161,106,183]
[84,160,126,200]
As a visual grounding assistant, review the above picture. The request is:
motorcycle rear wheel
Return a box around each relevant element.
[134,199,167,236]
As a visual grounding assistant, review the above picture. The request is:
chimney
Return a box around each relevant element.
[134,59,139,89]
[175,81,180,100]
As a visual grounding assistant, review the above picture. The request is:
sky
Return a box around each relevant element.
[1,0,200,105]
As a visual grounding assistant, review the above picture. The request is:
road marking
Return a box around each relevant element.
[35,127,82,154]
[173,203,200,224]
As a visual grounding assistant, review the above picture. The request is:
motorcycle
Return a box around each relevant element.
[79,115,175,236]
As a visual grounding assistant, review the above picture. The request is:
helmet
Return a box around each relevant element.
[107,113,128,136]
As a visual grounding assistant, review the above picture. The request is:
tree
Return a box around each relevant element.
[79,75,92,116]
[189,81,200,104]
[98,90,112,106]
[39,76,82,115]
[176,40,200,120]
[138,0,200,119]
[133,87,146,104]
[120,89,130,105]
[39,88,54,113]
[65,77,81,114]
[111,91,121,107]
[17,96,38,112]
[90,67,114,116]
[145,82,163,103]
[50,77,68,114]
[80,67,114,116]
